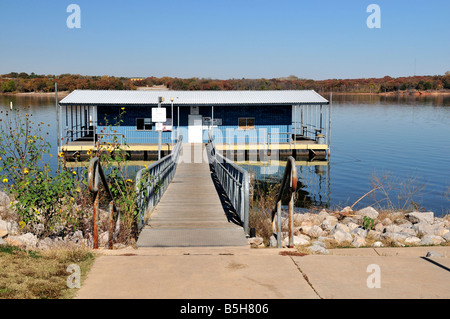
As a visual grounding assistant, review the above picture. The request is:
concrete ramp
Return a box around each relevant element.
[137,144,248,248]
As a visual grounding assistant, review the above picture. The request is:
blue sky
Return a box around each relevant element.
[0,0,448,80]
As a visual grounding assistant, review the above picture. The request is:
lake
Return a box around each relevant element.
[1,93,449,216]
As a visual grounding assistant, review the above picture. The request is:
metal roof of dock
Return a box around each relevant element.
[59,90,328,106]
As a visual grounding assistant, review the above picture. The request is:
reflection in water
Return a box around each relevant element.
[240,158,331,210]
[320,92,450,106]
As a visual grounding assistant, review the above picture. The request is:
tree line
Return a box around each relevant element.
[1,72,449,94]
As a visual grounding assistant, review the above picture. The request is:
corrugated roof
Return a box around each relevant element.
[59,90,328,106]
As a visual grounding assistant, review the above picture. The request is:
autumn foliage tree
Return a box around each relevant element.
[1,72,449,94]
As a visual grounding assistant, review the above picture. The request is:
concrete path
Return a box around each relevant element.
[75,246,450,299]
[137,143,248,247]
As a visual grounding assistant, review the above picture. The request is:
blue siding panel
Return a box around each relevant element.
[96,104,292,144]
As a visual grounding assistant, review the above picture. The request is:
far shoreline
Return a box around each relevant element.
[1,89,450,98]
[0,91,71,98]
[326,90,450,96]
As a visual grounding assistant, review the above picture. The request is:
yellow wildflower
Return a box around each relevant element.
[19,221,26,229]
[144,165,148,169]
[126,179,133,183]
[58,152,64,158]
[2,178,8,183]
[24,168,29,174]
[72,171,77,176]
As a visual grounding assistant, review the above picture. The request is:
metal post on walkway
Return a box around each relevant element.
[158,97,163,160]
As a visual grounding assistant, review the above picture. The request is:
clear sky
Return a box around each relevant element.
[0,0,448,80]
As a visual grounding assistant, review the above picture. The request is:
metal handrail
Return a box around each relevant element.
[135,135,183,231]
[88,157,120,249]
[271,156,297,248]
[207,131,250,236]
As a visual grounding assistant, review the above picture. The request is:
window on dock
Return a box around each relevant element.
[238,117,255,130]
[137,118,152,130]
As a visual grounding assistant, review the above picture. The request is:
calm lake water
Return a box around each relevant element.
[1,93,449,216]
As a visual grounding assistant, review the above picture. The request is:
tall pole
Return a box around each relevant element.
[328,92,332,159]
[158,97,163,160]
[55,82,60,152]
[171,97,174,150]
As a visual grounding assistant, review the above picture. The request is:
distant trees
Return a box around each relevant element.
[0,73,134,93]
[1,80,16,92]
[1,72,449,94]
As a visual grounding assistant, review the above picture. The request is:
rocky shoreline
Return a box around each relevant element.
[249,206,450,254]
[1,189,449,253]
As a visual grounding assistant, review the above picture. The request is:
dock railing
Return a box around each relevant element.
[271,156,297,248]
[207,131,250,236]
[135,135,183,231]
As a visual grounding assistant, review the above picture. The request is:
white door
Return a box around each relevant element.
[188,115,203,143]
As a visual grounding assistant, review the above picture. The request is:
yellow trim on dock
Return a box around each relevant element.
[61,142,328,153]
[61,143,174,152]
[214,143,328,151]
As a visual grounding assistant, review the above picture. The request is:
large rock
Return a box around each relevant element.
[37,237,55,250]
[347,222,360,232]
[384,225,403,233]
[356,206,379,220]
[306,225,323,238]
[291,235,310,246]
[426,251,444,258]
[330,223,350,235]
[99,231,110,247]
[0,191,10,207]
[382,232,409,242]
[374,222,385,232]
[6,232,38,249]
[307,244,329,255]
[351,226,368,238]
[413,222,435,236]
[70,230,84,244]
[0,230,7,238]
[406,212,434,224]
[333,230,353,244]
[299,220,313,234]
[443,232,450,242]
[398,226,417,236]
[351,235,366,248]
[404,236,421,245]
[434,228,449,237]
[320,216,338,231]
[367,230,382,240]
[420,235,444,246]
[0,220,19,236]
[372,241,383,247]
[317,210,330,221]
[248,236,264,247]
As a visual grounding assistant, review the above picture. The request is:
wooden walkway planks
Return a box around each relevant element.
[137,144,249,247]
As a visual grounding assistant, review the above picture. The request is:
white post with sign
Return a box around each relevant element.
[153,97,166,160]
